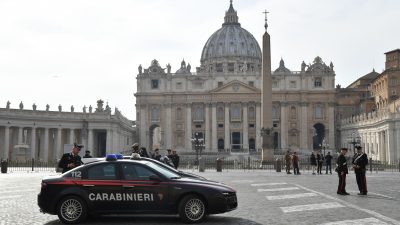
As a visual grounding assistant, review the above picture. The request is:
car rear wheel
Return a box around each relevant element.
[178,195,206,223]
[57,196,87,224]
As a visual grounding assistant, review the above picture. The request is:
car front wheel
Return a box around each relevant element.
[57,196,87,224]
[178,195,206,223]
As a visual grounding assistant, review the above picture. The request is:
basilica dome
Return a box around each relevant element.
[200,2,262,72]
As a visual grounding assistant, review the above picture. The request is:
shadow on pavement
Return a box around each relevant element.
[44,215,262,225]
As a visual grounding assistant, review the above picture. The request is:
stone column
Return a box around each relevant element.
[300,102,308,150]
[211,103,217,151]
[31,127,36,159]
[88,129,93,151]
[378,131,383,161]
[205,103,211,152]
[165,104,172,149]
[387,128,394,162]
[69,129,75,144]
[224,103,230,151]
[396,127,400,161]
[18,127,23,144]
[280,102,288,150]
[107,129,113,154]
[56,128,62,160]
[4,126,10,159]
[185,104,192,151]
[139,105,148,150]
[256,103,261,151]
[328,103,335,150]
[242,103,249,151]
[43,128,49,162]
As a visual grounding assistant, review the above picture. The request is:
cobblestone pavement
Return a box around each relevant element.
[0,170,399,225]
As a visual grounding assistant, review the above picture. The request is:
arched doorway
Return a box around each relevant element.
[149,124,161,152]
[313,123,325,150]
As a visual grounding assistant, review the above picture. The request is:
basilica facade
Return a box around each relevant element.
[135,2,336,154]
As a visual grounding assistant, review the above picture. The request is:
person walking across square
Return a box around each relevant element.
[325,152,333,174]
[310,152,317,175]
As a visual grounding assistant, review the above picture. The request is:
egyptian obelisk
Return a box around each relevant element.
[261,11,273,161]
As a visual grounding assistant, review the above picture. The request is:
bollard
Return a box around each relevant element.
[276,158,282,172]
[31,158,35,172]
[216,158,223,172]
[198,157,205,172]
[369,157,372,173]
[1,159,8,173]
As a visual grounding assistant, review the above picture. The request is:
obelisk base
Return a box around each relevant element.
[261,135,274,162]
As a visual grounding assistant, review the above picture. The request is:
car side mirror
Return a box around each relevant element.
[149,175,161,183]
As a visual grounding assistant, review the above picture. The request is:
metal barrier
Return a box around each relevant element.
[5,159,57,172]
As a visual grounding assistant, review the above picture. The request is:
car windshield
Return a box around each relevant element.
[144,161,181,179]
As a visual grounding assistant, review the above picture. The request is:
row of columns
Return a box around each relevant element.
[342,128,400,162]
[1,126,77,161]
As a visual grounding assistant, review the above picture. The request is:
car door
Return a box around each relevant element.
[81,163,123,213]
[120,163,169,213]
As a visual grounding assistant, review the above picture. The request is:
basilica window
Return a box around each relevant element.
[176,107,182,120]
[151,106,160,122]
[290,81,297,88]
[228,63,235,72]
[314,77,322,87]
[290,106,297,119]
[230,104,241,121]
[151,79,159,89]
[176,82,182,89]
[193,81,203,89]
[272,80,279,88]
[216,63,223,72]
[193,105,204,121]
[217,106,224,121]
[315,104,323,119]
[272,105,280,119]
[248,106,255,121]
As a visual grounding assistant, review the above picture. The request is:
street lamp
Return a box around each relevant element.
[348,132,361,154]
[319,138,329,156]
[190,132,204,167]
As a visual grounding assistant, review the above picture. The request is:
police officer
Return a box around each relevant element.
[58,143,84,173]
[83,150,92,158]
[152,149,161,161]
[171,150,180,169]
[352,146,368,195]
[284,150,292,174]
[336,148,349,195]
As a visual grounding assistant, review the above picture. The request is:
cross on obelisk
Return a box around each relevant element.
[262,10,269,30]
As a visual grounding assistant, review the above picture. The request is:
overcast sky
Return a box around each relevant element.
[1,0,399,120]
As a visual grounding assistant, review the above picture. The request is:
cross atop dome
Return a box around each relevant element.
[223,0,240,26]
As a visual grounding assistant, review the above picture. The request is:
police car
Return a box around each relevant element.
[38,154,237,224]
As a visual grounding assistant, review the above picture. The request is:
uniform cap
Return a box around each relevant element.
[74,143,84,149]
[131,143,139,148]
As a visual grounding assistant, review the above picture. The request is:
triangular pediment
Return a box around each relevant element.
[210,80,260,94]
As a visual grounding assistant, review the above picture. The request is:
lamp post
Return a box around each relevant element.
[190,132,204,168]
[348,132,361,154]
[319,138,329,156]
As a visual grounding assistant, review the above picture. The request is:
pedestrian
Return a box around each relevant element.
[310,152,317,175]
[152,148,161,161]
[131,143,140,154]
[352,146,368,195]
[317,152,324,174]
[325,151,333,174]
[167,149,172,157]
[336,148,350,195]
[285,150,292,174]
[58,143,84,173]
[171,150,180,169]
[83,150,92,158]
[140,147,149,158]
[292,151,300,175]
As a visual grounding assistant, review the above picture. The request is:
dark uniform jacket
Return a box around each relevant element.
[352,153,368,171]
[58,153,83,173]
[310,154,317,166]
[336,154,348,174]
[170,154,180,168]
[325,155,333,164]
